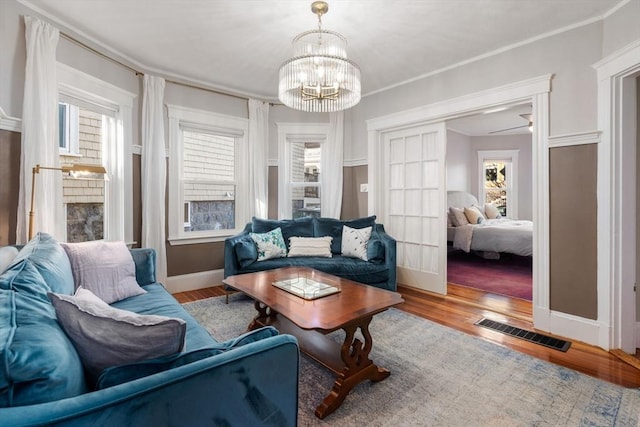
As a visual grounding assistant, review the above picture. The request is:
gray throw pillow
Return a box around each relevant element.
[61,240,146,303]
[48,288,186,383]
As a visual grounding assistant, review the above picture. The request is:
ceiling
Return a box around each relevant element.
[22,0,620,135]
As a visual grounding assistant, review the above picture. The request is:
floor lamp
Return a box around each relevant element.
[28,163,108,240]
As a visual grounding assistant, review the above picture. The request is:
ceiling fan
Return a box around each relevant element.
[489,113,533,134]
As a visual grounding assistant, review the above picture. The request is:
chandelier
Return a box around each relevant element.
[278,1,361,113]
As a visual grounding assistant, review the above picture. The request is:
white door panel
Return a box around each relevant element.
[383,123,447,294]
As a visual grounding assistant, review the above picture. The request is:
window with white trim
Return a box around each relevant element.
[478,150,519,218]
[277,123,328,219]
[57,63,135,244]
[167,105,248,244]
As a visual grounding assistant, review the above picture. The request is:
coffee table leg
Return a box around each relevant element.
[315,316,390,419]
[247,300,277,331]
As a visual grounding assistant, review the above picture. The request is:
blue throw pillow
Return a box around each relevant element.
[234,238,258,268]
[96,326,280,389]
[367,239,386,264]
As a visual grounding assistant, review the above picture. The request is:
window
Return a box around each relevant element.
[58,102,79,155]
[168,105,248,244]
[478,150,519,218]
[277,123,329,219]
[57,62,134,244]
[290,142,321,218]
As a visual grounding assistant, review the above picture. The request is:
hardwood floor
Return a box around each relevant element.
[173,282,640,388]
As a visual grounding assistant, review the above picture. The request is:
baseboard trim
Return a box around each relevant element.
[165,269,224,294]
[547,310,601,348]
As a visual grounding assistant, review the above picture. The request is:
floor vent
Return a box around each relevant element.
[475,318,571,352]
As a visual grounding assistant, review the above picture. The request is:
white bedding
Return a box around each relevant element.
[451,218,533,256]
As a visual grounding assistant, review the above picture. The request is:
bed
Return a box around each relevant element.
[447,191,532,257]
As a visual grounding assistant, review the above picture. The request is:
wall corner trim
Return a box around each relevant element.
[548,131,601,148]
[0,106,22,132]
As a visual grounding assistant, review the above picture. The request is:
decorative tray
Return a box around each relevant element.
[272,276,340,300]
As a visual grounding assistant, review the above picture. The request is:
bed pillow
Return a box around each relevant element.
[464,206,485,224]
[341,225,372,261]
[250,227,287,261]
[61,240,145,304]
[449,207,469,227]
[484,203,502,219]
[288,236,333,258]
[48,287,186,383]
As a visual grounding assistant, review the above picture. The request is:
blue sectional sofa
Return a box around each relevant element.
[0,233,299,427]
[224,216,397,292]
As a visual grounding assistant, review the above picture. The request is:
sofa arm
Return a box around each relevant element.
[129,248,156,286]
[0,334,299,427]
[371,224,397,291]
[223,223,252,278]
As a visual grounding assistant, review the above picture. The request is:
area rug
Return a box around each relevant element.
[447,250,533,300]
[183,294,640,426]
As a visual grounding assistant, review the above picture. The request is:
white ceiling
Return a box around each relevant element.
[26,0,621,101]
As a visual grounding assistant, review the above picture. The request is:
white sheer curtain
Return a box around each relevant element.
[248,99,269,219]
[17,16,62,244]
[322,111,344,219]
[141,75,167,284]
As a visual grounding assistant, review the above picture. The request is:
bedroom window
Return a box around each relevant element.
[478,150,519,218]
[167,105,249,244]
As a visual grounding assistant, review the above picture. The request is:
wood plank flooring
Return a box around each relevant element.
[173,282,640,388]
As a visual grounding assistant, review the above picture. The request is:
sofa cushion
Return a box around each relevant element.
[112,283,216,352]
[234,237,258,267]
[62,240,146,304]
[239,256,390,285]
[367,239,386,264]
[342,225,372,261]
[49,288,186,383]
[288,236,332,258]
[252,217,314,250]
[250,228,288,261]
[314,216,376,254]
[0,265,87,407]
[96,326,279,389]
[6,232,74,296]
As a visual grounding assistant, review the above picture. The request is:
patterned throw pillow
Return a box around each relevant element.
[341,225,372,261]
[250,227,288,261]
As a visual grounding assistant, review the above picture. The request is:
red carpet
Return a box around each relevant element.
[447,250,532,300]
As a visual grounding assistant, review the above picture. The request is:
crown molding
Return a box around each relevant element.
[0,106,21,132]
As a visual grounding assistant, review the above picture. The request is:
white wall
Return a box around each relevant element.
[445,130,471,192]
[348,21,604,162]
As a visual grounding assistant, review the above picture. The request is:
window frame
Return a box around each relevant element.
[57,62,135,244]
[58,102,80,156]
[167,104,249,244]
[477,149,519,219]
[276,123,329,219]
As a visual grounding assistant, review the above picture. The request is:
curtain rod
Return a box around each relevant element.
[59,32,281,105]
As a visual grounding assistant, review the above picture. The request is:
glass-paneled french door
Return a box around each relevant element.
[383,122,447,294]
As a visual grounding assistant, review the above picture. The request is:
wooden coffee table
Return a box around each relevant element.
[223,266,404,419]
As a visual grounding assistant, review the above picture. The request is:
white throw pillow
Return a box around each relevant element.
[61,240,145,304]
[464,206,485,224]
[341,225,372,261]
[484,203,502,219]
[48,287,186,380]
[288,236,333,258]
[250,227,288,261]
[0,246,19,274]
[449,207,469,227]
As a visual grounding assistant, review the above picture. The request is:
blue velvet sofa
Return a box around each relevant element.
[0,233,299,427]
[224,216,397,292]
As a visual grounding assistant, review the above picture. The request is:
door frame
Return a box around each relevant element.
[594,40,640,352]
[367,74,551,331]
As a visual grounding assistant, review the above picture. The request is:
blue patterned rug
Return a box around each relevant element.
[183,294,640,426]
